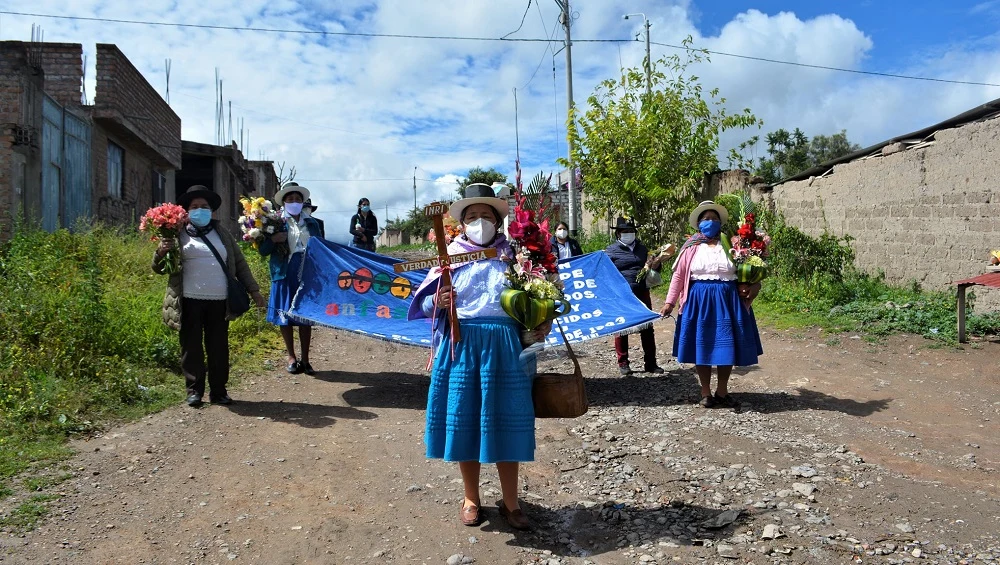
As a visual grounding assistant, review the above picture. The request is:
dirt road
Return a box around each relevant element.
[2,321,998,564]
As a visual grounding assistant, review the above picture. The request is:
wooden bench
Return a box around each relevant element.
[953,270,1000,343]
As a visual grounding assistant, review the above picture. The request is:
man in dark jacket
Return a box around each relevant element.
[604,217,666,375]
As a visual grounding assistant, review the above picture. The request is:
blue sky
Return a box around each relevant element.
[3,1,999,242]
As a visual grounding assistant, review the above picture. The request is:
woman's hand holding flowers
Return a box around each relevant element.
[521,319,552,345]
[738,282,761,307]
[155,237,176,258]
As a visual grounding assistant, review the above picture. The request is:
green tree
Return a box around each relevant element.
[386,206,434,240]
[745,128,861,183]
[456,167,508,198]
[562,38,761,245]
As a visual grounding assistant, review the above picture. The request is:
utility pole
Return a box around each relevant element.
[413,166,417,210]
[624,13,651,99]
[558,0,578,235]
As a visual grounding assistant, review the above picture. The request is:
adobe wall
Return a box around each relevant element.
[0,43,44,239]
[773,116,1000,311]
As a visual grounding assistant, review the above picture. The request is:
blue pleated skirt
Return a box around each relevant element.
[426,317,535,463]
[266,252,313,327]
[673,280,763,366]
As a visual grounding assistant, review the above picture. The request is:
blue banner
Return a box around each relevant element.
[287,240,659,348]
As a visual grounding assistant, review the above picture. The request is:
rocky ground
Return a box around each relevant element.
[1,320,999,564]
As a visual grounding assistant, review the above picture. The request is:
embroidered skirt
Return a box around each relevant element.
[673,279,762,366]
[425,317,535,463]
[266,252,313,327]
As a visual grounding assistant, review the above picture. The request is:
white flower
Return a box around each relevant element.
[248,228,262,239]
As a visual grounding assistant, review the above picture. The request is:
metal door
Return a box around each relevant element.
[63,110,92,228]
[41,94,62,231]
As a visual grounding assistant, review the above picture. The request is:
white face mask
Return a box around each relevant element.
[464,218,496,246]
[555,229,568,240]
[619,232,636,246]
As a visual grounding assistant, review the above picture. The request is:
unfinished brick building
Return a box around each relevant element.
[0,41,181,238]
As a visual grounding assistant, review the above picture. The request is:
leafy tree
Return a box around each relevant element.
[740,128,861,183]
[562,38,761,245]
[456,167,508,198]
[809,130,861,165]
[385,206,434,240]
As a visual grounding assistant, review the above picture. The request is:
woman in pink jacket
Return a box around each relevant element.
[660,201,762,409]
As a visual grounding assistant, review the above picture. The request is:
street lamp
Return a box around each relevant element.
[623,13,651,99]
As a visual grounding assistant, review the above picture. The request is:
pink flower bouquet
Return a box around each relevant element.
[140,203,188,274]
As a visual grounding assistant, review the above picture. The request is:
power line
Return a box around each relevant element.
[649,40,1000,88]
[501,0,532,40]
[8,10,999,87]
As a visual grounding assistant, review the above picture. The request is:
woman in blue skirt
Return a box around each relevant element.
[259,183,325,375]
[407,184,545,531]
[660,200,762,409]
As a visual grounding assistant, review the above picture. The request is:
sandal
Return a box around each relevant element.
[699,395,717,408]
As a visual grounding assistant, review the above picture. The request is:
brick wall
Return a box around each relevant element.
[0,42,44,240]
[38,43,83,107]
[94,44,181,168]
[92,126,154,225]
[771,116,1000,310]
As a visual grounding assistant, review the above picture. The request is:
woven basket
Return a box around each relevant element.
[532,322,588,419]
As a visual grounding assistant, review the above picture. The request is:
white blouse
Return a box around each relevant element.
[689,243,736,281]
[421,259,509,319]
[179,230,228,299]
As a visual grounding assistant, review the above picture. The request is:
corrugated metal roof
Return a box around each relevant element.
[773,96,1000,186]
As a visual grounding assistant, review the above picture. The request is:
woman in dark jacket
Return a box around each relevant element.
[550,221,583,260]
[153,186,265,407]
[350,197,378,251]
[604,217,668,376]
[259,183,325,375]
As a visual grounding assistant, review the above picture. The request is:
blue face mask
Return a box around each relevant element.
[699,219,721,239]
[189,208,212,227]
[361,205,370,213]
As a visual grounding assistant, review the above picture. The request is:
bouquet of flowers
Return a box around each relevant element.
[501,168,567,330]
[728,192,770,284]
[990,250,1000,266]
[636,243,677,284]
[239,196,287,254]
[139,203,188,274]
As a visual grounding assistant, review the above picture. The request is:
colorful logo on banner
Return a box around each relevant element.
[287,240,659,348]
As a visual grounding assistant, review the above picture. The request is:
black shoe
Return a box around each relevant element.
[300,361,316,376]
[210,394,233,405]
[619,364,633,376]
[186,394,203,407]
[287,361,302,374]
[714,394,741,409]
[645,365,665,374]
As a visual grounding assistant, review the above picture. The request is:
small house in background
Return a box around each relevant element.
[0,41,182,239]
[176,140,278,237]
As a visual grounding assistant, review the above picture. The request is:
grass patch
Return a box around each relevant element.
[0,495,59,530]
[0,223,279,496]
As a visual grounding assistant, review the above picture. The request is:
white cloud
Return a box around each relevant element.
[9,1,1000,234]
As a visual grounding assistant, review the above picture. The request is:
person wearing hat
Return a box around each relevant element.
[259,182,325,375]
[349,197,378,252]
[304,199,325,239]
[406,182,543,531]
[660,200,763,409]
[604,217,668,376]
[153,185,266,407]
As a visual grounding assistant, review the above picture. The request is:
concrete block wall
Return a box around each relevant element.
[94,44,181,168]
[773,116,1000,310]
[39,43,83,107]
